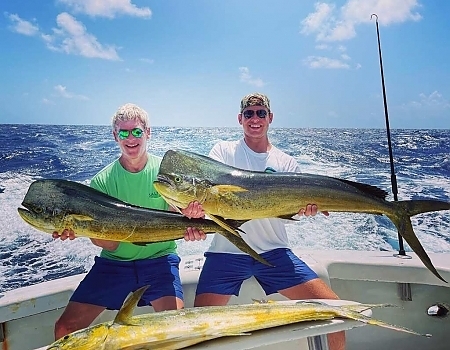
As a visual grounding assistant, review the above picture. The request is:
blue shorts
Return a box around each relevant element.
[196,248,318,296]
[70,254,183,310]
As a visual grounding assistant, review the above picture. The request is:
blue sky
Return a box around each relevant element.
[1,0,449,128]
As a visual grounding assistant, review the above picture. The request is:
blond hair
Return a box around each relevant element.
[111,103,149,129]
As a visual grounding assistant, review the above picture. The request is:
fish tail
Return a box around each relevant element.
[397,199,450,216]
[340,304,431,337]
[388,201,448,283]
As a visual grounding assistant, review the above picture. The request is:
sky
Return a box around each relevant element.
[1,0,449,129]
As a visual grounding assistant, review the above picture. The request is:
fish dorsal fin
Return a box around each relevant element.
[338,179,388,200]
[113,285,148,325]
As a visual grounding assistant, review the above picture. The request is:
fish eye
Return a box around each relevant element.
[34,206,43,213]
[174,176,182,183]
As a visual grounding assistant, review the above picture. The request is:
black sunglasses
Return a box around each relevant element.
[242,109,268,119]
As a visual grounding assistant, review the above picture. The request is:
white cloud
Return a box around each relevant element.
[54,85,89,100]
[315,44,331,50]
[239,67,265,87]
[44,12,120,60]
[6,13,39,36]
[303,56,350,69]
[401,91,450,111]
[301,0,422,42]
[301,3,335,36]
[57,0,151,19]
[343,0,422,25]
[300,1,421,71]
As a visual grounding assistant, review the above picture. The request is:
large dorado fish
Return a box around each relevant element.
[17,179,268,265]
[46,286,429,350]
[154,150,450,283]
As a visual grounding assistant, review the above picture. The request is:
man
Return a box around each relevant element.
[53,103,204,339]
[184,93,345,350]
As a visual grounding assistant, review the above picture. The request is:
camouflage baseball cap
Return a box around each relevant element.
[240,93,270,112]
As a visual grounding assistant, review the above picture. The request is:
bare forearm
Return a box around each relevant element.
[90,238,120,251]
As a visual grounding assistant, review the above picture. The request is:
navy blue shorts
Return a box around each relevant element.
[196,248,318,296]
[70,254,183,310]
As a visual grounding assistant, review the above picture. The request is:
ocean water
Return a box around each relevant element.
[0,124,449,294]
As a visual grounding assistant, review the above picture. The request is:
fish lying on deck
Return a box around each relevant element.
[46,286,430,350]
[17,179,268,264]
[154,149,450,283]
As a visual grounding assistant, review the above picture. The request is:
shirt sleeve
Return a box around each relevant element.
[208,142,225,162]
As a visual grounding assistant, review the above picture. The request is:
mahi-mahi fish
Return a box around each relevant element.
[17,179,269,265]
[153,149,450,283]
[46,285,429,350]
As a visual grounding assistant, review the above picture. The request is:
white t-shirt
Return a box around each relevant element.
[207,139,301,255]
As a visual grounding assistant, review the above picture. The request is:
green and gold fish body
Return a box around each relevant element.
[47,286,429,350]
[154,150,450,282]
[17,179,268,264]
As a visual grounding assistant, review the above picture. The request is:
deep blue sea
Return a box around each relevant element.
[1,124,449,294]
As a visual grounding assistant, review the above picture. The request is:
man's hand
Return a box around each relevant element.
[52,229,76,240]
[298,204,329,217]
[180,201,205,219]
[182,201,207,241]
[184,227,207,241]
[52,229,119,250]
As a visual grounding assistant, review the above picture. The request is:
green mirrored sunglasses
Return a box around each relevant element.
[117,128,144,140]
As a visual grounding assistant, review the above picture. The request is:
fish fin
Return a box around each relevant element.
[398,199,450,216]
[204,213,273,268]
[389,202,447,283]
[340,303,398,313]
[212,185,248,193]
[113,285,149,325]
[217,229,273,267]
[68,214,94,221]
[338,304,431,337]
[224,218,251,230]
[207,213,243,238]
[338,179,389,200]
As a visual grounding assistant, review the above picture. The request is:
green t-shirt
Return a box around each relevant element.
[90,153,176,261]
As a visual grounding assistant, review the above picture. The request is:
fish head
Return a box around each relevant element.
[160,149,235,181]
[46,324,108,349]
[156,149,230,209]
[17,206,62,233]
[154,173,212,209]
[17,179,87,233]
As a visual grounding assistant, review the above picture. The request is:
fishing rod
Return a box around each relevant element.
[371,14,407,258]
